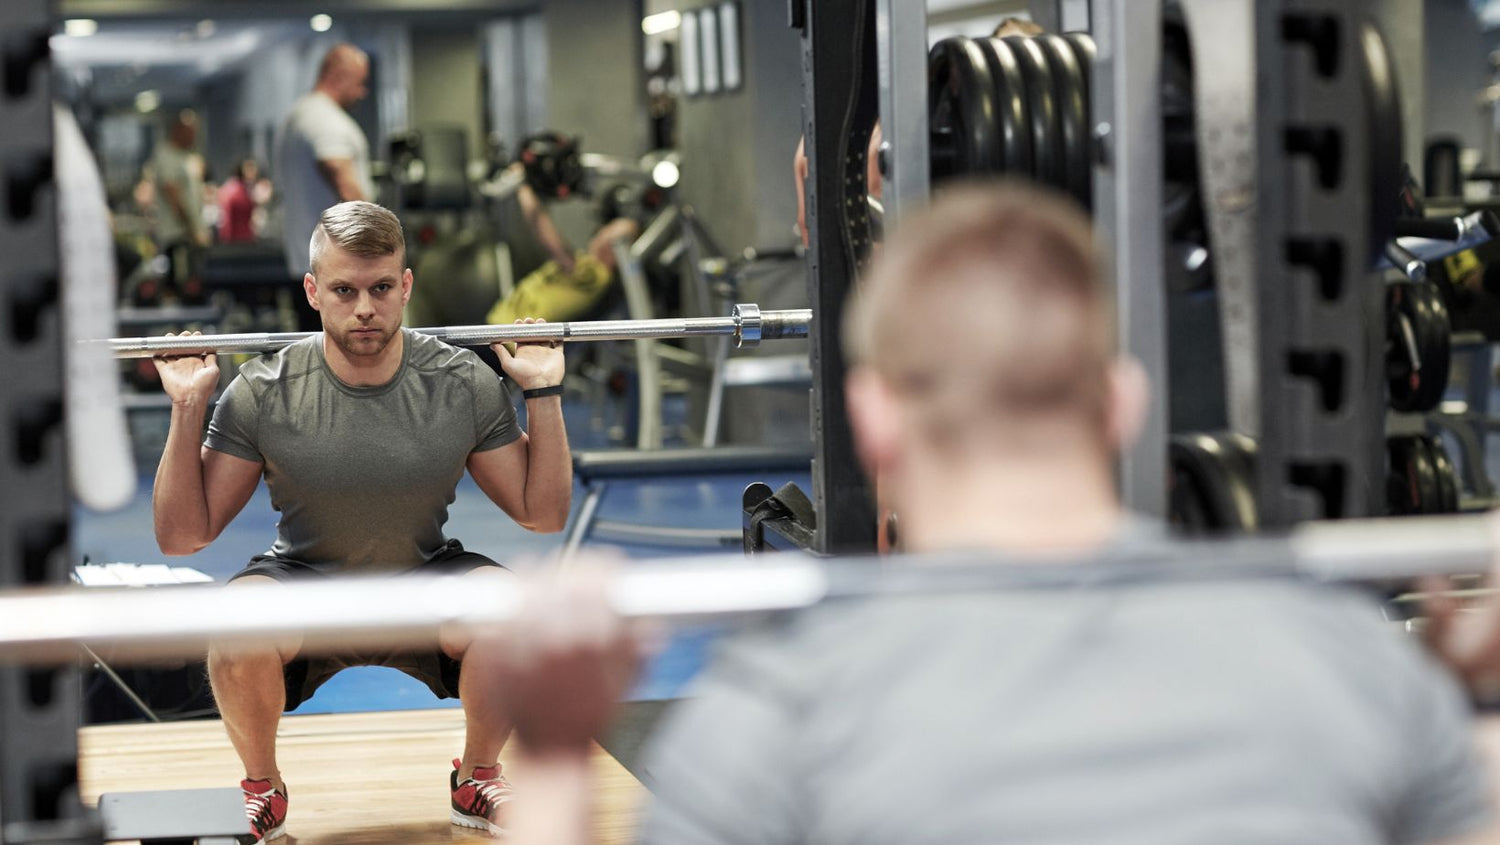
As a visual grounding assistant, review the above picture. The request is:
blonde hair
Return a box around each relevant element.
[309,201,406,274]
[993,17,1045,38]
[843,182,1110,446]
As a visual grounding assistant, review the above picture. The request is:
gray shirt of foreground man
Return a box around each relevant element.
[205,331,518,570]
[276,90,375,276]
[641,575,1490,845]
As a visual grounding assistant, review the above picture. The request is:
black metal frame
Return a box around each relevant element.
[1253,0,1385,525]
[793,0,878,553]
[0,2,99,843]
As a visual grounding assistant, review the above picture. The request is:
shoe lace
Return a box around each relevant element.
[464,773,513,818]
[245,789,279,828]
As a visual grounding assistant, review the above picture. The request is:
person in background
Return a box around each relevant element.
[150,109,209,294]
[219,158,260,243]
[274,42,374,278]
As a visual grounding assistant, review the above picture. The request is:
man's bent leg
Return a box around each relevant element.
[208,574,302,791]
[443,565,516,780]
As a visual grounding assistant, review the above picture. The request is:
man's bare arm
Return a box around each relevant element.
[517,177,577,272]
[316,157,367,202]
[467,332,569,531]
[466,425,571,534]
[150,342,261,554]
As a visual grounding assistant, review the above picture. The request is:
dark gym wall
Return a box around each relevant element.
[660,0,803,255]
[1425,0,1488,155]
[544,0,647,243]
[410,26,484,161]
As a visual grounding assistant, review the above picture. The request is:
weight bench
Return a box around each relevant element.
[563,445,813,557]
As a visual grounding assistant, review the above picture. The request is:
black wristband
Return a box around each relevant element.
[522,384,565,400]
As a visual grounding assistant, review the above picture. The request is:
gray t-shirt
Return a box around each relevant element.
[274,91,375,277]
[204,330,519,571]
[642,575,1489,845]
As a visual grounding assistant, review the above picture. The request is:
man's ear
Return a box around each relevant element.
[845,367,902,477]
[303,273,320,311]
[1105,356,1149,451]
[402,267,413,305]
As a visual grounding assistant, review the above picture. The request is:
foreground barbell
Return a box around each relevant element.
[0,513,1495,666]
[99,303,811,358]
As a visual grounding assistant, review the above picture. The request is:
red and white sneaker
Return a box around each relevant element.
[450,758,513,836]
[239,777,287,844]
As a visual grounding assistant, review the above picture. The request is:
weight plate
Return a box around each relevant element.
[1427,436,1461,513]
[974,36,1034,176]
[1061,32,1096,192]
[1387,435,1440,516]
[1386,282,1451,413]
[1169,432,1257,534]
[929,37,1004,183]
[1035,34,1091,208]
[1005,35,1064,189]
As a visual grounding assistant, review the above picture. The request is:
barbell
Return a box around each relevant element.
[98,303,811,358]
[1,512,1495,666]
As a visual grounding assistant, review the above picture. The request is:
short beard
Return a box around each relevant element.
[330,324,398,358]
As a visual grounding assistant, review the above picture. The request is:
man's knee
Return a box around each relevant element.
[208,644,287,686]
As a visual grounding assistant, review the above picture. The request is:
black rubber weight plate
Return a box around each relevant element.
[1408,283,1452,413]
[975,36,1034,176]
[1036,34,1090,208]
[1386,282,1451,413]
[1005,35,1063,189]
[1428,436,1460,513]
[1386,436,1424,515]
[1168,432,1256,533]
[928,37,1003,181]
[1063,32,1097,194]
[1411,436,1442,515]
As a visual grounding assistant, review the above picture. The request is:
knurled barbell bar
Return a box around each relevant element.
[0,513,1496,666]
[97,303,810,359]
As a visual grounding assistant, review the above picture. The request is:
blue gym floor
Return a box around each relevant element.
[76,396,809,720]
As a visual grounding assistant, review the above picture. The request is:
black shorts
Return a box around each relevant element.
[227,539,504,711]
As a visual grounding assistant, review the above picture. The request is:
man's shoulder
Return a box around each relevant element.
[232,336,322,391]
[404,330,489,378]
[286,92,328,118]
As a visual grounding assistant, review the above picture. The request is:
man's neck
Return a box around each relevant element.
[894,451,1127,556]
[322,330,404,387]
[312,85,342,107]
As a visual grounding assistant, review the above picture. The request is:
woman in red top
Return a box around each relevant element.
[217,158,259,243]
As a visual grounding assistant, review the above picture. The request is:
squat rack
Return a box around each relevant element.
[1,1,95,842]
[800,0,1171,546]
[797,0,1387,544]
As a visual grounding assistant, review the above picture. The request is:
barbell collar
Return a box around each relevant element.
[1,513,1496,666]
[99,305,811,359]
[733,303,762,348]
